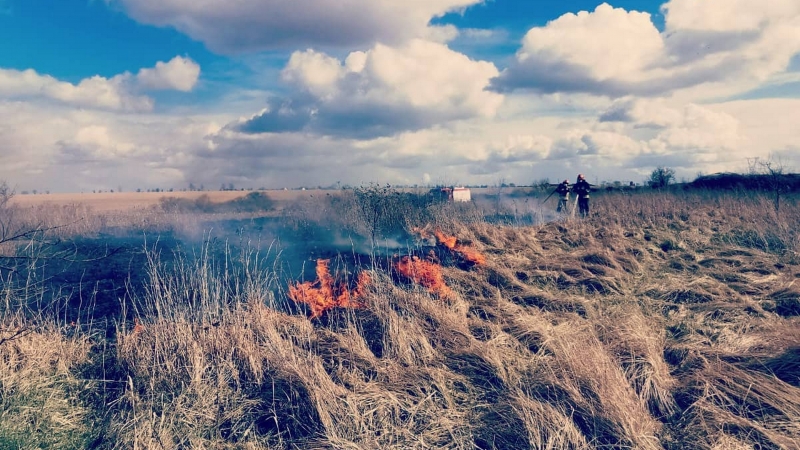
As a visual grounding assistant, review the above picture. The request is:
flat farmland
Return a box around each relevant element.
[10,187,512,213]
[9,189,327,212]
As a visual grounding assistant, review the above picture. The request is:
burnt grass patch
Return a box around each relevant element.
[767,288,800,317]
[444,352,506,402]
[251,374,324,441]
[472,401,529,450]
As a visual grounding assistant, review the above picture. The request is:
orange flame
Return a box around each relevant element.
[394,255,453,297]
[132,317,145,335]
[288,259,371,318]
[434,230,487,265]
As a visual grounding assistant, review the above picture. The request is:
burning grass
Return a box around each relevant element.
[394,255,454,298]
[1,189,799,448]
[434,229,488,265]
[288,259,371,318]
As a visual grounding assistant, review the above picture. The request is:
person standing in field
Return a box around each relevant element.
[573,174,592,218]
[555,179,570,213]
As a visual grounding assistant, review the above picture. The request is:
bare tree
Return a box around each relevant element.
[748,156,791,213]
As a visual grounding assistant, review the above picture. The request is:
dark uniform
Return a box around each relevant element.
[555,180,570,213]
[573,174,592,218]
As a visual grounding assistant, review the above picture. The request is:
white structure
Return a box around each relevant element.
[452,187,471,202]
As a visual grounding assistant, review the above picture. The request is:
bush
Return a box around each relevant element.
[649,166,675,189]
[159,192,274,214]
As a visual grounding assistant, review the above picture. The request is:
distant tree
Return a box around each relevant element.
[748,156,791,213]
[649,166,675,189]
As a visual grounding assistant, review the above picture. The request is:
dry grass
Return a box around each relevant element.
[0,189,799,449]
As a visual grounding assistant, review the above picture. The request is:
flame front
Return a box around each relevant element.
[434,230,487,265]
[288,259,370,318]
[394,255,453,297]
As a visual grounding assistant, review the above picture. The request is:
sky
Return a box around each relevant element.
[1,0,799,192]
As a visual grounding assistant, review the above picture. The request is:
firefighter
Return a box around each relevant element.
[555,179,570,213]
[573,174,593,218]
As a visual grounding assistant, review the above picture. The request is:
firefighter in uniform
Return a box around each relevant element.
[573,174,592,218]
[555,179,570,213]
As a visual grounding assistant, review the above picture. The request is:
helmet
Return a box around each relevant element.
[577,174,585,180]
[563,179,569,183]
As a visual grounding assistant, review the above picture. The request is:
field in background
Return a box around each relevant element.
[9,187,519,212]
[10,189,303,212]
[1,186,799,449]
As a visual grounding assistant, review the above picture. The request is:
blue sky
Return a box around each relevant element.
[0,0,209,80]
[1,0,666,83]
[1,0,799,192]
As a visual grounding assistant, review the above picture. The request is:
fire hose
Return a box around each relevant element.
[571,194,579,218]
[541,188,558,205]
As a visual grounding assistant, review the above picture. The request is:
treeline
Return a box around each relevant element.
[689,172,800,191]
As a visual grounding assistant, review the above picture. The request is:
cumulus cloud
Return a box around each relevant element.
[492,1,800,99]
[0,69,154,111]
[0,56,201,111]
[107,0,481,53]
[663,0,800,32]
[596,98,745,171]
[136,56,201,92]
[236,39,503,138]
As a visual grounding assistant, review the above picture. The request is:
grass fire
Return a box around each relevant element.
[1,182,799,449]
[394,254,454,298]
[288,259,371,318]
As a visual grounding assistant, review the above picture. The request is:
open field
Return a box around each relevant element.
[10,190,303,212]
[1,186,799,449]
[8,187,519,212]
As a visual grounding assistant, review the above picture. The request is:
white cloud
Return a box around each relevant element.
[136,56,201,92]
[648,104,742,154]
[462,28,495,39]
[0,69,153,111]
[492,1,800,100]
[3,95,800,192]
[520,4,663,81]
[663,0,800,32]
[239,39,503,138]
[107,0,481,53]
[0,100,229,192]
[0,56,201,111]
